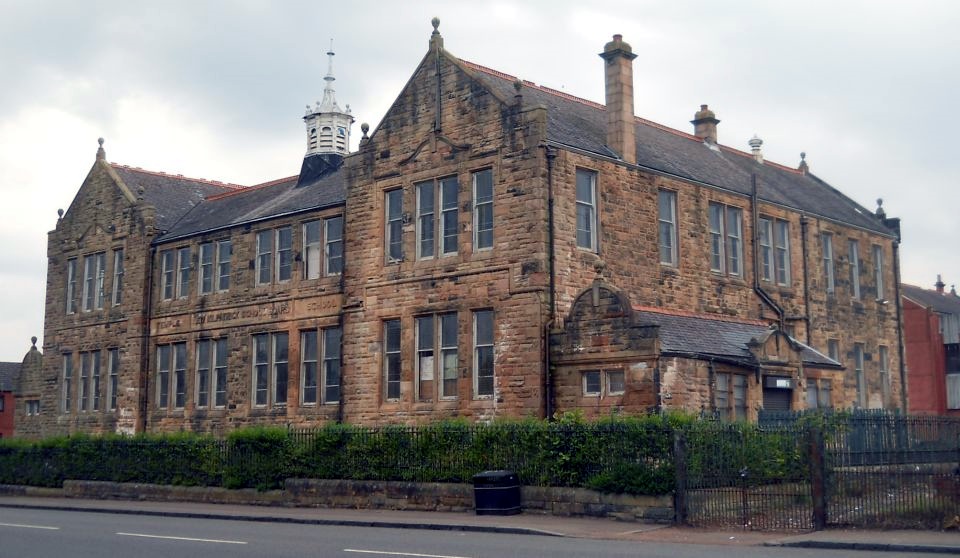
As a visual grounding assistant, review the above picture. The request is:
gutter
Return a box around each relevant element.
[139,245,156,434]
[800,215,812,345]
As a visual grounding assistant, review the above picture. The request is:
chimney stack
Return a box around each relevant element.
[936,274,946,294]
[599,34,637,164]
[691,104,720,144]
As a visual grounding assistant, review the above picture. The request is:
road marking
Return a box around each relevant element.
[344,550,473,558]
[116,532,247,544]
[0,522,60,530]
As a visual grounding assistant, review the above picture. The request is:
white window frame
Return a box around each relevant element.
[26,400,40,416]
[300,327,342,406]
[827,339,840,362]
[575,169,598,251]
[111,249,124,305]
[216,239,231,292]
[873,244,885,300]
[854,343,866,407]
[416,176,459,260]
[715,372,748,421]
[324,216,344,276]
[160,250,175,300]
[276,226,292,283]
[849,240,861,300]
[176,247,191,299]
[582,370,601,396]
[758,217,773,281]
[82,253,105,311]
[255,230,273,286]
[658,190,677,266]
[303,221,322,280]
[66,258,77,314]
[472,169,494,251]
[251,332,288,407]
[708,203,743,277]
[107,348,119,411]
[61,353,72,414]
[90,349,101,412]
[415,313,459,401]
[774,219,791,286]
[196,338,228,409]
[384,319,401,401]
[199,242,214,294]
[473,310,495,398]
[822,233,835,294]
[879,345,890,404]
[79,351,90,412]
[385,189,403,263]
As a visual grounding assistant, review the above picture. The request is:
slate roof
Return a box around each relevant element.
[460,60,895,237]
[633,307,840,369]
[0,362,18,392]
[111,165,239,232]
[157,166,345,242]
[902,284,960,315]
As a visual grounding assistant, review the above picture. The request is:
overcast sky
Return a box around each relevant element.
[1,0,957,361]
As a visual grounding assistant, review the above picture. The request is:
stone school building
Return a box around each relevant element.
[15,21,905,437]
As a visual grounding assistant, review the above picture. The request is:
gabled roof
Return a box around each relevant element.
[460,60,895,237]
[156,167,345,243]
[633,306,840,369]
[0,362,18,392]
[902,284,960,315]
[111,165,239,232]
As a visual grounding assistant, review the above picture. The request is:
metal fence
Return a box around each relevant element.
[677,411,960,530]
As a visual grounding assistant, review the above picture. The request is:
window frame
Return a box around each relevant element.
[255,230,273,286]
[416,176,459,260]
[66,258,77,314]
[324,216,344,276]
[415,313,459,401]
[107,347,119,411]
[384,319,402,401]
[708,203,743,277]
[849,239,861,300]
[822,233,835,294]
[155,342,187,410]
[275,226,293,283]
[385,189,403,263]
[251,332,288,408]
[111,249,124,306]
[575,169,598,252]
[854,343,866,407]
[216,239,232,292]
[473,310,495,398]
[176,247,191,299]
[879,345,890,404]
[472,169,494,251]
[658,189,678,266]
[82,253,106,311]
[715,372,748,421]
[61,353,72,414]
[160,250,175,300]
[873,244,885,300]
[300,327,342,406]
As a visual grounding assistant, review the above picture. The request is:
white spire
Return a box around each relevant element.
[303,39,354,156]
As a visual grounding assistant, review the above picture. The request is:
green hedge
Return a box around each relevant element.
[0,413,815,496]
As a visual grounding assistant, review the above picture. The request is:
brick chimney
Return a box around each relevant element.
[599,34,637,164]
[936,274,946,294]
[691,104,720,144]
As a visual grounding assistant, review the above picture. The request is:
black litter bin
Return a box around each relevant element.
[472,470,521,515]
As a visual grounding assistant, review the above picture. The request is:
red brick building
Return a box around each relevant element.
[0,363,16,439]
[902,279,960,416]
[17,22,905,437]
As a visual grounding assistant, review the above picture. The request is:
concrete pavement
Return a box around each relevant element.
[1,494,959,554]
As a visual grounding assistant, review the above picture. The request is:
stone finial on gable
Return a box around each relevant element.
[798,151,809,174]
[96,137,106,161]
[430,17,443,50]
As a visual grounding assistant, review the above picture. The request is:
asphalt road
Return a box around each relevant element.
[0,507,932,558]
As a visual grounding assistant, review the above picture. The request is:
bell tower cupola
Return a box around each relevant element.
[303,43,353,156]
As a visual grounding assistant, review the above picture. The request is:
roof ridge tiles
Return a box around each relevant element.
[110,163,244,190]
[461,59,804,174]
[632,304,770,327]
[204,174,299,201]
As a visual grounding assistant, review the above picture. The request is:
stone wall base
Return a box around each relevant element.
[0,480,674,523]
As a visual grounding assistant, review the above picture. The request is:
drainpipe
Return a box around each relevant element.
[139,245,156,434]
[892,240,908,411]
[542,144,558,421]
[800,215,812,345]
[750,174,785,330]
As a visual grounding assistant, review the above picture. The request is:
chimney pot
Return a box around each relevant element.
[691,104,720,144]
[936,274,946,294]
[748,134,764,163]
